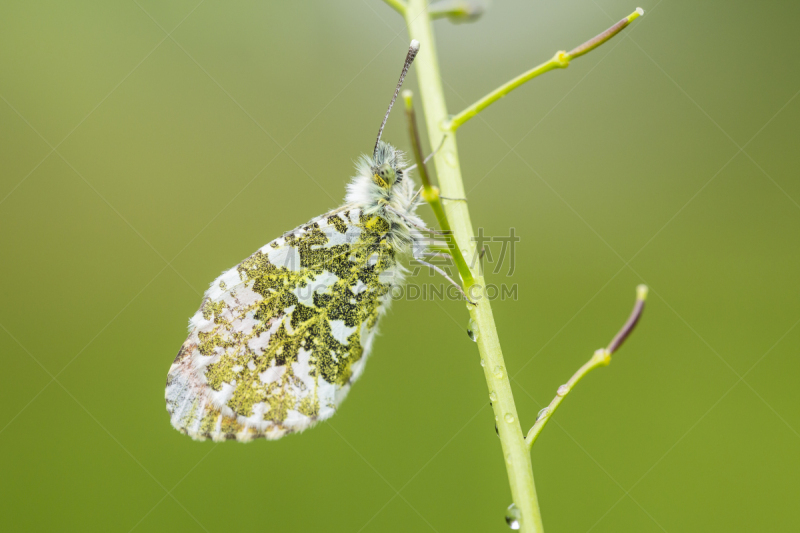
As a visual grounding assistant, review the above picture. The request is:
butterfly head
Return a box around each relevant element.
[371,140,404,190]
[347,141,416,214]
[373,163,397,189]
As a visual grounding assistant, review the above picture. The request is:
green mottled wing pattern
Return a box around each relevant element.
[165,208,401,441]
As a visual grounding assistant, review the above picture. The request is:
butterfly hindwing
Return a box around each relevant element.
[165,207,402,441]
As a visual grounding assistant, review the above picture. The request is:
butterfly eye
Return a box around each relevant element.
[375,164,396,188]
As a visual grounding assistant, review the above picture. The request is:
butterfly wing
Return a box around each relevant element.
[165,208,402,441]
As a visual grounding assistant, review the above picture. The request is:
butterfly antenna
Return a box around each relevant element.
[374,40,420,160]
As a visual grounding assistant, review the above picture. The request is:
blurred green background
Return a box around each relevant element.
[2,0,798,531]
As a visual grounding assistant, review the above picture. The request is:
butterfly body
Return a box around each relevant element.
[166,142,423,441]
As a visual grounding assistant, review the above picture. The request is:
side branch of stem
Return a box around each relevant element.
[525,349,610,448]
[447,7,643,131]
[428,0,484,22]
[381,0,407,15]
[525,285,648,449]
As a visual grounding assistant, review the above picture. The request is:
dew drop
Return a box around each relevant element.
[536,407,549,421]
[504,413,515,424]
[493,365,505,379]
[445,151,457,168]
[467,319,479,342]
[505,503,521,530]
[480,358,486,367]
[489,391,497,402]
[557,384,570,397]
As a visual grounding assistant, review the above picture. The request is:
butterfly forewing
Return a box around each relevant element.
[166,208,401,441]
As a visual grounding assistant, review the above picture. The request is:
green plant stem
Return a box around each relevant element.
[382,0,407,15]
[428,0,484,21]
[448,52,569,132]
[525,349,611,448]
[404,1,544,532]
[402,91,475,287]
[447,7,643,131]
[526,285,648,448]
[567,8,643,60]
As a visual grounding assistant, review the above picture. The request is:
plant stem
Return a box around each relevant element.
[448,52,569,132]
[567,8,643,60]
[447,7,643,132]
[404,1,544,532]
[402,91,474,287]
[382,0,407,15]
[526,285,648,448]
[428,0,484,21]
[525,349,611,448]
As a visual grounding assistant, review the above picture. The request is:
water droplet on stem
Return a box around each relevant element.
[505,503,521,530]
[467,319,479,342]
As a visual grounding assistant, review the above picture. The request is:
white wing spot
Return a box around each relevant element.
[330,320,357,344]
[210,382,235,409]
[259,365,285,384]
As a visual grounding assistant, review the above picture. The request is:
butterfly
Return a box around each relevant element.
[165,41,436,442]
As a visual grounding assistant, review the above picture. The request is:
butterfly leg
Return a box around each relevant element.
[414,256,476,305]
[385,206,449,236]
[418,250,448,260]
[424,136,447,164]
[407,186,423,208]
[405,135,447,174]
